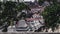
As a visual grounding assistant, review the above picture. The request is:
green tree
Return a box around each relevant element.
[38,0,45,5]
[0,1,30,32]
[0,1,17,32]
[42,3,60,32]
[17,3,30,19]
[0,2,2,10]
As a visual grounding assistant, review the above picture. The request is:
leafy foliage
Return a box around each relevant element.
[0,1,29,32]
[42,1,60,31]
[38,0,45,5]
[0,2,2,10]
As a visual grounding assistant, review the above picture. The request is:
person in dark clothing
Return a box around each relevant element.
[2,22,8,32]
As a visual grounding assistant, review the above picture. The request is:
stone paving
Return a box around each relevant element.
[0,32,60,34]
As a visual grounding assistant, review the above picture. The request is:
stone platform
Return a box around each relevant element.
[0,32,60,34]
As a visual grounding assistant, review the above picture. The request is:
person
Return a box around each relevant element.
[2,22,8,32]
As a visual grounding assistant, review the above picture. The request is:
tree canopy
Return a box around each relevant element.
[42,1,60,32]
[0,1,29,32]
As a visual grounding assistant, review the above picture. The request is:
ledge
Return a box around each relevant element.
[0,32,60,34]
